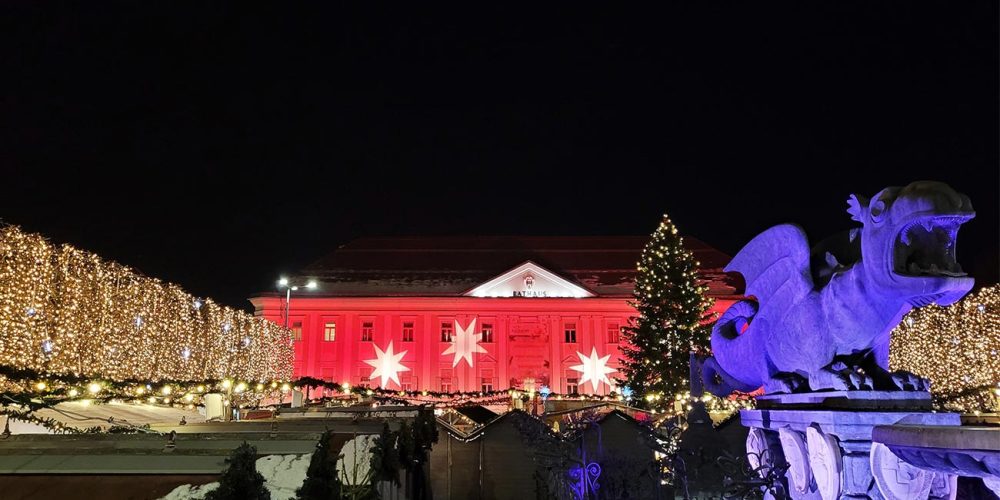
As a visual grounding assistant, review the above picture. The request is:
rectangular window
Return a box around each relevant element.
[361,321,374,342]
[402,322,415,342]
[566,377,579,394]
[358,376,370,389]
[324,322,336,342]
[564,322,577,343]
[401,376,414,392]
[292,321,303,341]
[481,323,494,343]
[441,368,453,392]
[481,369,494,393]
[440,322,454,342]
[607,322,620,343]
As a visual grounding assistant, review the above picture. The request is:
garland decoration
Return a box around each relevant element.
[0,224,293,383]
[891,284,1000,412]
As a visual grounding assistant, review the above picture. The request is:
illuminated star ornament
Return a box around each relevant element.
[364,341,410,388]
[442,319,488,367]
[570,347,617,392]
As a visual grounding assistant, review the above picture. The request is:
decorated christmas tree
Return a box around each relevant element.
[620,215,714,411]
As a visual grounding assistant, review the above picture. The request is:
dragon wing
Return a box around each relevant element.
[726,224,813,306]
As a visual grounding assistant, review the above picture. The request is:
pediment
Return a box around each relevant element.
[465,261,594,298]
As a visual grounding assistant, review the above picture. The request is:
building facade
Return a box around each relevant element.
[250,236,737,395]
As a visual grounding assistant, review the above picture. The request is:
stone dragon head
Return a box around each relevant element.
[848,181,975,307]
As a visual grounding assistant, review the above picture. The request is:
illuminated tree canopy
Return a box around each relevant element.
[890,284,1000,412]
[0,225,293,383]
[620,215,714,411]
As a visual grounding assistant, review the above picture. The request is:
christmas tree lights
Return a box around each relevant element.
[890,284,1000,412]
[620,215,714,412]
[0,225,293,383]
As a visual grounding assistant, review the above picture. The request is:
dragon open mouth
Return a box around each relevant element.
[893,215,971,277]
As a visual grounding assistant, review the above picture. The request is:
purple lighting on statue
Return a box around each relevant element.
[703,181,975,396]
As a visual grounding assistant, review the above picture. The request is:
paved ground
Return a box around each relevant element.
[7,401,206,434]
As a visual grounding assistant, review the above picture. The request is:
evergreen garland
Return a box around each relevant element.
[620,215,714,411]
[205,442,271,500]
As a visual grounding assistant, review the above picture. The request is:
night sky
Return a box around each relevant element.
[2,2,997,309]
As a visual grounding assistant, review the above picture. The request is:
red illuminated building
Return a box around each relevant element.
[250,237,737,395]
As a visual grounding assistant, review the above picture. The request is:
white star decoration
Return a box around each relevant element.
[364,341,410,388]
[442,319,488,367]
[570,347,618,392]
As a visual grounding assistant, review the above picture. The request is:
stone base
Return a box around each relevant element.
[872,424,1000,497]
[741,407,960,499]
[756,391,932,411]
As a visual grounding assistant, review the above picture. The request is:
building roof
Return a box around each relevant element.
[282,236,735,298]
[454,405,500,425]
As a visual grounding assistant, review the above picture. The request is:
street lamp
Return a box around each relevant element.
[276,277,318,406]
[277,277,318,329]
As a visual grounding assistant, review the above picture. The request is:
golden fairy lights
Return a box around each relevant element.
[620,215,714,412]
[0,225,293,382]
[890,284,1000,413]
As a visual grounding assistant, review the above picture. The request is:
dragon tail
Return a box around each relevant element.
[701,300,764,396]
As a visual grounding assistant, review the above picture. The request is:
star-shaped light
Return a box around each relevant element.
[364,342,410,388]
[570,347,618,392]
[442,319,488,367]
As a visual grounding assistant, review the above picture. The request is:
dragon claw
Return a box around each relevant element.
[848,372,865,390]
[851,372,874,390]
[890,371,929,391]
[890,372,909,390]
[911,373,930,391]
[768,373,808,394]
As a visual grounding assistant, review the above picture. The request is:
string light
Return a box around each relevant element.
[890,285,1000,412]
[0,224,293,383]
[620,215,714,412]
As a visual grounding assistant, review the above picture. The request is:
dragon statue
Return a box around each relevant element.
[702,181,975,395]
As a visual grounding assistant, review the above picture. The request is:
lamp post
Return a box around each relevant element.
[277,277,318,403]
[277,277,318,329]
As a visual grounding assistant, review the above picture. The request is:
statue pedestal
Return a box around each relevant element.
[872,424,1000,497]
[741,393,960,500]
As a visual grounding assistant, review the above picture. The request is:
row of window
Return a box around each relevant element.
[307,363,593,394]
[351,377,501,393]
[292,321,624,344]
[352,369,504,393]
[352,377,580,394]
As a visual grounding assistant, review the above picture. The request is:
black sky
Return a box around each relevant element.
[1,2,997,309]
